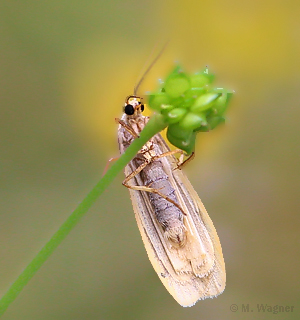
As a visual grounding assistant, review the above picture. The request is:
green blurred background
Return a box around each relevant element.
[1,1,299,319]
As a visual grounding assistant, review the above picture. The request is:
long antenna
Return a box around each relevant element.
[133,41,169,96]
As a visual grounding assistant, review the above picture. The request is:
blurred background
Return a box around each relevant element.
[1,0,299,319]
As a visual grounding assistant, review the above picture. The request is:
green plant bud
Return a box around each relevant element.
[167,128,196,154]
[213,93,228,115]
[190,93,221,113]
[184,87,206,99]
[164,73,190,98]
[181,97,195,108]
[170,96,185,107]
[167,108,187,124]
[190,73,209,87]
[207,115,225,130]
[190,70,215,87]
[167,123,191,140]
[179,112,207,130]
[147,65,233,152]
[148,93,170,111]
[215,91,234,115]
[195,125,210,132]
[160,104,175,116]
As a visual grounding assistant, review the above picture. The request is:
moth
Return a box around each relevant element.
[117,95,226,307]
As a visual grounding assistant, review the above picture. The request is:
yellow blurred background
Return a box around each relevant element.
[1,1,299,319]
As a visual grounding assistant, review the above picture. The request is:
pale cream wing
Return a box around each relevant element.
[171,164,226,294]
[125,164,207,307]
[122,132,225,307]
[156,133,226,297]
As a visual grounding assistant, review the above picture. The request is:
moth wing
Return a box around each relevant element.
[171,160,226,298]
[125,165,201,307]
[124,133,225,307]
[157,134,226,296]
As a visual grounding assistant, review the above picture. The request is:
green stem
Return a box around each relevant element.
[0,113,167,316]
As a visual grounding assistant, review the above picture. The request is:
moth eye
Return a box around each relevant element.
[124,104,134,115]
[141,104,144,112]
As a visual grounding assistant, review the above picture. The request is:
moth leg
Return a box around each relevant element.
[175,152,195,170]
[115,118,139,138]
[102,156,119,176]
[123,159,150,185]
[122,149,184,185]
[152,148,185,161]
[123,160,187,216]
[125,183,187,216]
[151,148,194,171]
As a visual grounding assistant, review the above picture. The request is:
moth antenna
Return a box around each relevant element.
[134,42,160,88]
[134,41,169,96]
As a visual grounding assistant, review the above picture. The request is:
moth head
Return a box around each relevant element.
[124,95,144,117]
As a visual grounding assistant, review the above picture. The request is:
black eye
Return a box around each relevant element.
[138,101,144,112]
[124,104,134,115]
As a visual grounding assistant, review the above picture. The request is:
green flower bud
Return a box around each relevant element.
[190,93,221,113]
[207,115,225,129]
[170,96,185,107]
[195,125,210,132]
[179,112,207,130]
[160,104,175,116]
[184,87,206,99]
[164,73,190,98]
[167,108,187,124]
[167,127,196,154]
[213,92,233,115]
[213,93,228,115]
[147,65,233,153]
[190,74,209,87]
[167,123,192,140]
[148,93,170,111]
[181,97,195,109]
